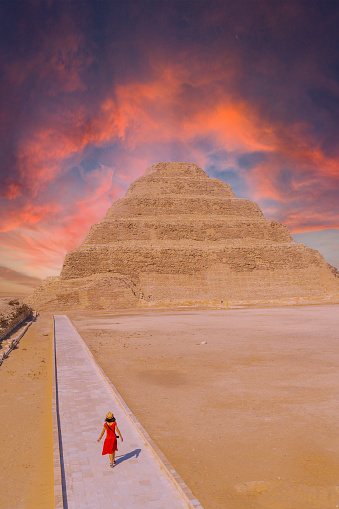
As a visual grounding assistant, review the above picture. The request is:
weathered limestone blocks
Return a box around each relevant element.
[144,161,210,179]
[61,243,328,280]
[84,219,292,245]
[0,312,35,366]
[105,197,263,219]
[27,273,140,311]
[137,266,333,305]
[125,174,236,198]
[0,298,32,340]
[29,162,339,310]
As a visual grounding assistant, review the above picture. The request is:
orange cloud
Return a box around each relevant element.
[2,59,339,280]
[0,203,62,233]
[0,166,124,278]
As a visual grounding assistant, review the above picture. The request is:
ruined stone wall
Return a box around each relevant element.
[0,299,32,340]
[27,273,141,311]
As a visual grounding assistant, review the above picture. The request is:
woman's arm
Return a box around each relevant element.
[97,426,106,442]
[115,424,123,442]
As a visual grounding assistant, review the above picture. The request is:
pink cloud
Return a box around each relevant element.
[0,167,125,277]
[1,57,339,279]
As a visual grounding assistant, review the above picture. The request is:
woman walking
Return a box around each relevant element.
[97,412,123,467]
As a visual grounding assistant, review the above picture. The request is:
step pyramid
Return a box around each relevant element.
[28,162,339,310]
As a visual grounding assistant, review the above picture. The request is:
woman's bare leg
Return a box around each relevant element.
[109,453,113,466]
[112,451,116,464]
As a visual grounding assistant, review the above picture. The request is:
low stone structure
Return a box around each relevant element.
[27,162,339,310]
[0,298,32,340]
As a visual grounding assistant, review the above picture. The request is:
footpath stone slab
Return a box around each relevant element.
[53,315,202,508]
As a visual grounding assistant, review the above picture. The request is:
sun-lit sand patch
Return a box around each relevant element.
[70,305,339,509]
[0,313,54,508]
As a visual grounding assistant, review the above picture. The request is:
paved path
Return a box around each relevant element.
[53,315,202,509]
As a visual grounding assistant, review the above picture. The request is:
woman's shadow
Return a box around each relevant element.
[115,448,141,466]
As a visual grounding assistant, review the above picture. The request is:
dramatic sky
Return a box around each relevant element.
[1,0,338,295]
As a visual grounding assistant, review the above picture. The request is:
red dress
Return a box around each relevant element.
[102,422,118,455]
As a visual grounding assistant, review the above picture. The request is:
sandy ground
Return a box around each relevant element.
[70,305,339,509]
[0,313,54,509]
[0,305,338,509]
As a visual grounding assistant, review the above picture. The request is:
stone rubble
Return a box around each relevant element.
[0,298,34,366]
[0,298,32,340]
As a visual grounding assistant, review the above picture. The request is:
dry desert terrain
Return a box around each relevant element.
[0,305,338,509]
[70,305,339,509]
[0,313,53,509]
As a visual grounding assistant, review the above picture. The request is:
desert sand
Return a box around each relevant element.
[0,313,54,509]
[70,305,339,509]
[1,305,338,509]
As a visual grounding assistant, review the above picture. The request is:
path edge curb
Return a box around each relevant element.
[66,315,204,509]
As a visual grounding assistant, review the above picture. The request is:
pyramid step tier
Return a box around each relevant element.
[61,243,328,280]
[105,197,263,219]
[125,175,236,198]
[84,218,292,245]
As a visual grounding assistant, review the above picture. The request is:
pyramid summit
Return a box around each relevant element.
[28,162,339,310]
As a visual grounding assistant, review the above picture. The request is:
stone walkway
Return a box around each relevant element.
[53,315,202,509]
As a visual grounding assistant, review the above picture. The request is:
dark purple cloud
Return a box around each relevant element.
[0,0,338,281]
